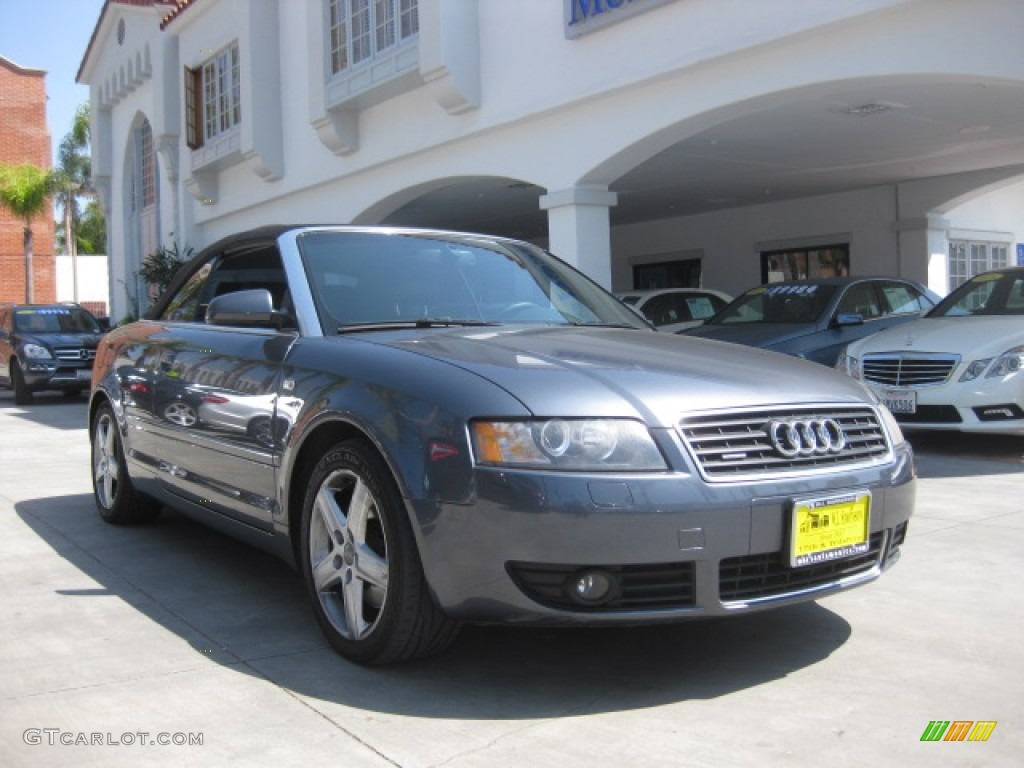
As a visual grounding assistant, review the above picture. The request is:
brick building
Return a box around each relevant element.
[0,55,55,304]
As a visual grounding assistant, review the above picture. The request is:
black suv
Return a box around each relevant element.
[0,303,106,404]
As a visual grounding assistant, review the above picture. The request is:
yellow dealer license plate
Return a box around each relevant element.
[790,492,871,568]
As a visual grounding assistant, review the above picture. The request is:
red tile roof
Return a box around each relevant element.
[159,0,200,30]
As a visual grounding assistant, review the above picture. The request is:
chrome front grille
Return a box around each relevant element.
[678,405,890,481]
[54,347,96,362]
[861,353,959,387]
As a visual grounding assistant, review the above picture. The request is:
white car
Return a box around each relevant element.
[836,267,1024,434]
[616,288,732,332]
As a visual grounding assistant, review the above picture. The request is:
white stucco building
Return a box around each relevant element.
[77,0,1024,322]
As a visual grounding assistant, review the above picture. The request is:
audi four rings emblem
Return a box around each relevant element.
[768,418,846,457]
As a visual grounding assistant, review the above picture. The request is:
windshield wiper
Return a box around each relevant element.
[337,319,499,334]
[569,321,643,329]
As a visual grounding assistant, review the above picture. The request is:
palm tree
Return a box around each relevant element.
[54,103,96,301]
[0,162,54,303]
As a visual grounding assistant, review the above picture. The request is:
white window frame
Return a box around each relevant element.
[948,239,1011,289]
[202,43,241,142]
[328,0,418,77]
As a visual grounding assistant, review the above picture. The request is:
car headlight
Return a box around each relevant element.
[471,419,667,471]
[959,358,993,382]
[23,343,53,359]
[985,346,1024,378]
[835,350,860,379]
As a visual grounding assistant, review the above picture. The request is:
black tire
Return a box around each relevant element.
[90,402,162,525]
[12,360,33,405]
[300,439,460,664]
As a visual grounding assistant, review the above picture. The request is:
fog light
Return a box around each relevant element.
[570,570,613,605]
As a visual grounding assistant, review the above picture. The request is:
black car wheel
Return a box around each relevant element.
[300,439,459,664]
[91,403,162,525]
[11,360,33,405]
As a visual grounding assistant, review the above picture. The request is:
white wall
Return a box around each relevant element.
[611,186,900,294]
[610,175,1024,295]
[946,177,1024,246]
[55,254,110,312]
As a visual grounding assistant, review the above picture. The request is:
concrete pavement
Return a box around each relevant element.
[0,390,1021,767]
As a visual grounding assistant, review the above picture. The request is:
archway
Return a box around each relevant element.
[120,113,160,317]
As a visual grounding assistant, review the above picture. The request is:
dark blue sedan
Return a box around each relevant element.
[681,276,941,365]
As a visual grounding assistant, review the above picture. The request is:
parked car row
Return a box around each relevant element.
[621,269,1022,435]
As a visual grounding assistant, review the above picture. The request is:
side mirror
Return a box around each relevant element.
[834,313,864,327]
[205,289,292,329]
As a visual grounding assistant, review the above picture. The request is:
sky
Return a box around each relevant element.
[0,0,109,165]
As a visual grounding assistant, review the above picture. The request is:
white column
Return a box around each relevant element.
[540,186,617,289]
[895,214,950,295]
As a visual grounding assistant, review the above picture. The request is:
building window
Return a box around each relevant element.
[633,258,702,289]
[328,0,419,76]
[185,43,240,150]
[761,244,849,283]
[949,240,1010,289]
[139,120,155,209]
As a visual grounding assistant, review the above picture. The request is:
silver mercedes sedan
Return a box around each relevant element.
[89,226,915,664]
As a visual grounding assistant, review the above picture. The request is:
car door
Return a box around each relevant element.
[792,281,888,365]
[125,245,294,531]
[805,279,932,365]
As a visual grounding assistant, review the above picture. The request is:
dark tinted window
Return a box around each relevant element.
[836,283,882,319]
[714,284,838,324]
[13,307,101,333]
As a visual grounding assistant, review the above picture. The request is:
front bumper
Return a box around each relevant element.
[22,359,94,391]
[865,375,1024,435]
[412,441,915,624]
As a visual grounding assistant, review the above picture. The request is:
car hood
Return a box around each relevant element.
[376,325,872,427]
[681,322,814,349]
[846,316,1024,357]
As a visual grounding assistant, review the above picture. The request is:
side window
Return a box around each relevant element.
[837,283,882,319]
[161,262,215,322]
[1009,277,1024,310]
[685,294,724,321]
[160,248,288,323]
[202,248,289,312]
[881,282,933,315]
[641,294,678,326]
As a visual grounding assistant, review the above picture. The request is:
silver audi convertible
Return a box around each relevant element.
[89,226,915,664]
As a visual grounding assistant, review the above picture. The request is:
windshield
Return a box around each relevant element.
[14,307,101,334]
[710,283,838,325]
[928,271,1024,317]
[297,231,648,333]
